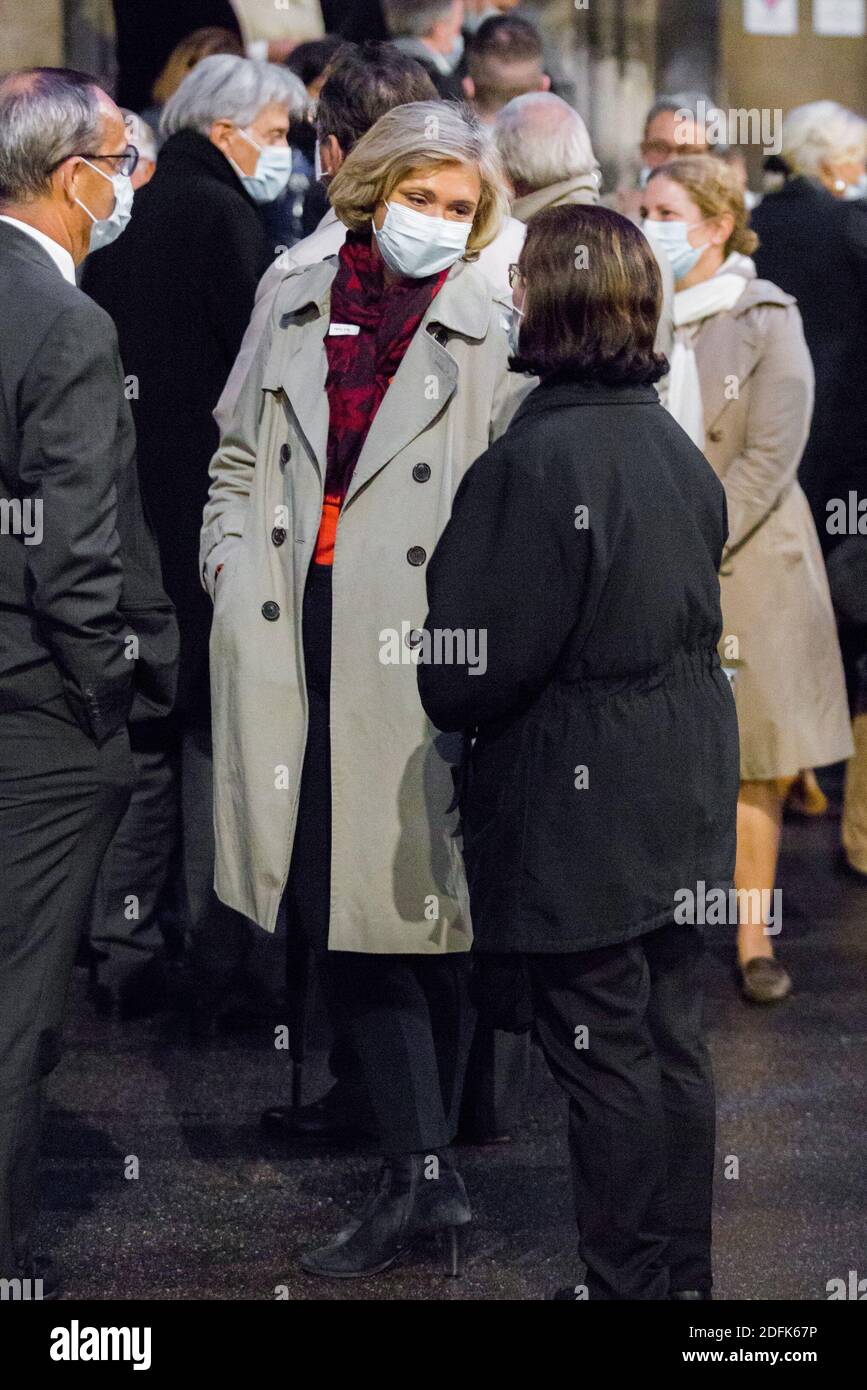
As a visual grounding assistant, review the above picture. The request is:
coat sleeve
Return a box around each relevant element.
[200,285,278,597]
[18,300,134,743]
[721,302,814,555]
[418,441,590,732]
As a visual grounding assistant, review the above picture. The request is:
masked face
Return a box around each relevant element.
[372,164,480,279]
[374,200,471,277]
[641,174,717,284]
[75,160,134,253]
[231,128,294,204]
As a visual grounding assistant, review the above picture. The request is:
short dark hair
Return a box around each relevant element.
[513,204,668,386]
[466,15,545,112]
[285,36,344,89]
[315,41,437,155]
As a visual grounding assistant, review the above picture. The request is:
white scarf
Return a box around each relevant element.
[667,253,753,449]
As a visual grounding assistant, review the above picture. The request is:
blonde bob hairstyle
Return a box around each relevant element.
[328,100,509,261]
[649,154,758,259]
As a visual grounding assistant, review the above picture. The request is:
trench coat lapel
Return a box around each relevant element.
[266,261,336,477]
[695,280,793,432]
[344,260,494,505]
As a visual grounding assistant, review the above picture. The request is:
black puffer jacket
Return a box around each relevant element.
[418,375,740,953]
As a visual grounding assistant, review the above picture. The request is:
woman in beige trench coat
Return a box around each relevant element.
[200,101,527,1278]
[644,156,853,1004]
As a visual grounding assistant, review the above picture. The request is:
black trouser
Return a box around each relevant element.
[288,564,473,1152]
[525,921,715,1301]
[0,693,135,1274]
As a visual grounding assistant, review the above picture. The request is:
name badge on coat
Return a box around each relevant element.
[328,323,360,336]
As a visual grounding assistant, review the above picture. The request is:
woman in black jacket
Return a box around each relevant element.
[418,205,740,1301]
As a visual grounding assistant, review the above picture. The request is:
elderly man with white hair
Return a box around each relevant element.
[494,91,674,362]
[81,55,306,1018]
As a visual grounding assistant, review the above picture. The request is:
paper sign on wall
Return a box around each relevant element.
[813,0,866,35]
[744,0,799,34]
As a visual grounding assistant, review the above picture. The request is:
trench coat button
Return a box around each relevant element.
[262,600,280,621]
[707,428,723,443]
[406,628,423,648]
[271,526,286,547]
[412,462,431,483]
[407,546,427,566]
[279,443,291,465]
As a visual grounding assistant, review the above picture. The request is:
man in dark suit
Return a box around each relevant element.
[0,67,178,1293]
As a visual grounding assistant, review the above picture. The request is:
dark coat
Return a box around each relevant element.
[752,178,867,541]
[112,0,242,111]
[418,376,740,953]
[82,130,274,712]
[0,219,178,743]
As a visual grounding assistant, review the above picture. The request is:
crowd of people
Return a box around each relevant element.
[0,0,866,1301]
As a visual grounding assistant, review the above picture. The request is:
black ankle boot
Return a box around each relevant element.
[299,1151,471,1279]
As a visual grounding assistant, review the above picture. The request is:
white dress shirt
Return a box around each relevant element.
[0,215,77,285]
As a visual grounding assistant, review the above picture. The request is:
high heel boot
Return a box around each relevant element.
[299,1150,471,1279]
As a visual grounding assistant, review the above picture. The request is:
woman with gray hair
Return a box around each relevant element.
[202,98,525,1280]
[80,55,305,1022]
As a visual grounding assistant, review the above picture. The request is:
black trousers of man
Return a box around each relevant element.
[525,921,715,1301]
[287,564,474,1152]
[0,694,134,1275]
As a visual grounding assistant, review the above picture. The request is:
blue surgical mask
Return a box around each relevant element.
[75,160,134,253]
[232,129,293,204]
[374,200,471,279]
[642,218,708,282]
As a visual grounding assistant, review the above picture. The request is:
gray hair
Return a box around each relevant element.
[782,101,867,178]
[0,67,102,205]
[494,93,599,194]
[382,1,456,38]
[160,54,306,139]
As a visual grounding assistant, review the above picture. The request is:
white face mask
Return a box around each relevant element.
[643,218,709,282]
[843,174,867,201]
[231,129,293,204]
[373,200,471,279]
[75,159,134,253]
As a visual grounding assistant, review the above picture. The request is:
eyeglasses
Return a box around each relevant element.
[68,145,140,178]
[641,139,707,161]
[508,262,525,289]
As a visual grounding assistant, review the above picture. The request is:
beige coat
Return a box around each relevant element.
[200,256,531,947]
[693,274,853,780]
